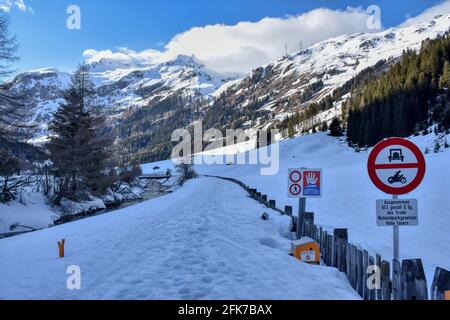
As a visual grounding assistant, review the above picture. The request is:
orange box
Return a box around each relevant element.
[291,237,320,264]
[445,290,450,301]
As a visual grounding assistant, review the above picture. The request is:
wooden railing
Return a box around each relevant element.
[204,174,450,300]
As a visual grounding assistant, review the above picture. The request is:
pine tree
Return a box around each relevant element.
[287,117,295,138]
[439,61,450,89]
[329,118,343,137]
[48,63,111,204]
[434,140,441,153]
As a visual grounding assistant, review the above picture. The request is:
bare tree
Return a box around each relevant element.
[0,13,18,79]
[0,12,30,202]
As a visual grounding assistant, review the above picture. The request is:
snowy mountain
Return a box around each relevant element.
[3,14,449,155]
[2,55,237,142]
[209,14,450,130]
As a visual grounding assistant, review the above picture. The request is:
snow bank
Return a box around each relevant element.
[0,177,359,299]
[0,177,165,234]
[194,132,450,283]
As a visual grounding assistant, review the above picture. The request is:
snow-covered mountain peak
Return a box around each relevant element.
[215,13,450,129]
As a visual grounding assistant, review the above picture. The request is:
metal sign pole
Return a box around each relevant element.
[297,197,306,239]
[393,195,400,261]
[392,194,401,300]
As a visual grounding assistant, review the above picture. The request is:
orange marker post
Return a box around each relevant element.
[57,239,65,258]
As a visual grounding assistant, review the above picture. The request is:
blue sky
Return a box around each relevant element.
[5,0,450,73]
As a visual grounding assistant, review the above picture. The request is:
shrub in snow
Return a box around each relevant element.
[0,149,21,203]
[175,162,198,186]
[101,188,124,206]
[60,196,106,216]
[115,182,143,201]
[119,165,143,184]
[434,140,441,153]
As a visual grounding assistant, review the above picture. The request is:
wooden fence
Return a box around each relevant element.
[204,174,450,300]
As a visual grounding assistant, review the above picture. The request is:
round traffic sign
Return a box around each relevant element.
[290,184,301,196]
[367,137,426,195]
[290,170,302,183]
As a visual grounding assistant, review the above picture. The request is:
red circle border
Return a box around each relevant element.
[367,137,426,195]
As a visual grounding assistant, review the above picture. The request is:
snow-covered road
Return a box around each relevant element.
[0,177,359,300]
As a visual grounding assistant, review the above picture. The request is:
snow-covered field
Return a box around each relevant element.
[192,132,450,283]
[1,130,448,299]
[0,177,358,300]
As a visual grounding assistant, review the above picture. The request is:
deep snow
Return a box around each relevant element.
[0,177,358,300]
[192,132,450,283]
[1,131,448,299]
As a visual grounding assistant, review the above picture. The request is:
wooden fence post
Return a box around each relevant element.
[291,216,297,233]
[334,229,348,273]
[327,234,334,267]
[362,250,369,300]
[431,267,450,300]
[318,228,322,249]
[368,255,376,300]
[268,200,276,209]
[376,254,382,300]
[392,259,401,300]
[356,249,364,297]
[400,259,428,300]
[304,212,314,238]
[284,205,292,216]
[261,194,267,204]
[346,243,352,286]
[323,231,329,265]
[350,245,357,289]
[381,260,392,300]
[313,225,318,242]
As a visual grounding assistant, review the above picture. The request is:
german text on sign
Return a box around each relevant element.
[376,199,418,226]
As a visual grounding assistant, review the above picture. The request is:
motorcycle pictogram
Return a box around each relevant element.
[388,171,407,184]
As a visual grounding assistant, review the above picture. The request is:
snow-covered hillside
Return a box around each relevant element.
[189,132,450,283]
[1,130,448,299]
[2,55,238,141]
[0,177,359,300]
[212,14,450,127]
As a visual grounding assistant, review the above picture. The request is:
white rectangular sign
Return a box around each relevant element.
[288,168,322,198]
[301,250,316,263]
[376,199,418,227]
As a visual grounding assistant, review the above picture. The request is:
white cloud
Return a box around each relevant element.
[401,0,450,26]
[84,7,377,74]
[0,0,33,13]
[83,2,448,74]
